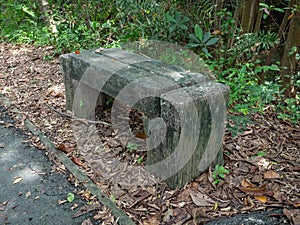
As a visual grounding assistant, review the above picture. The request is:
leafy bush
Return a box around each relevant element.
[1,0,298,125]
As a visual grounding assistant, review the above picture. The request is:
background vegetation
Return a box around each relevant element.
[1,0,299,126]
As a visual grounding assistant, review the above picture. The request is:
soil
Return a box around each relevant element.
[0,42,299,225]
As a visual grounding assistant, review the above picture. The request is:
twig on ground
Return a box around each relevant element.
[45,103,111,126]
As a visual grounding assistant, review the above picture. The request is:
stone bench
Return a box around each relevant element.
[60,48,229,188]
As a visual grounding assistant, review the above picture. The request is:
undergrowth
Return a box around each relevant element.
[0,0,299,129]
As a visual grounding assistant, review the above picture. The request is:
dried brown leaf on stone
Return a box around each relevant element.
[13,176,22,184]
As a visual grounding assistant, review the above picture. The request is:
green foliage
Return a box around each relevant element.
[186,24,219,56]
[256,151,267,157]
[1,0,298,124]
[165,10,189,41]
[137,156,144,165]
[277,98,300,124]
[67,192,75,202]
[0,0,49,45]
[227,114,253,136]
[126,142,138,151]
[259,2,285,19]
[110,195,116,202]
[212,164,229,185]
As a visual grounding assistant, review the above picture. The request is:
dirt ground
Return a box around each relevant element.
[0,43,299,225]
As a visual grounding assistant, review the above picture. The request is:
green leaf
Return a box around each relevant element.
[203,32,211,43]
[205,37,219,46]
[269,64,280,71]
[274,8,285,13]
[219,173,225,178]
[256,151,267,157]
[126,142,138,151]
[67,193,75,202]
[111,195,116,202]
[263,14,268,19]
[259,3,269,9]
[289,46,297,55]
[165,13,176,23]
[213,179,221,185]
[202,47,208,54]
[194,24,203,41]
[137,157,143,164]
[179,24,188,30]
[186,43,200,48]
[22,6,36,18]
[189,33,200,43]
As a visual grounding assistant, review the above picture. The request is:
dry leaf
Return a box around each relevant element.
[13,176,22,184]
[254,195,267,203]
[135,132,146,139]
[71,157,86,166]
[264,170,280,179]
[272,190,286,202]
[57,143,75,153]
[58,199,67,205]
[292,199,300,208]
[239,180,267,196]
[239,185,267,196]
[283,208,300,225]
[25,191,31,198]
[190,192,215,207]
[73,204,101,218]
[82,191,92,200]
[81,218,93,225]
[288,13,294,20]
[254,157,271,169]
[241,179,253,188]
[143,214,161,225]
[45,85,64,97]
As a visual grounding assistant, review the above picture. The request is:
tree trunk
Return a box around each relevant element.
[253,0,264,33]
[280,0,300,98]
[240,0,258,33]
[37,0,57,33]
[213,0,225,31]
[259,1,291,84]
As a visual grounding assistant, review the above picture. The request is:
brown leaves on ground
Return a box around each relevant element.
[0,43,299,224]
[283,208,300,225]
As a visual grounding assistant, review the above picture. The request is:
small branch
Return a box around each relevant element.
[45,104,111,126]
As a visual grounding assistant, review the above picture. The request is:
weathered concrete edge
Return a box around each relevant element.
[0,94,136,225]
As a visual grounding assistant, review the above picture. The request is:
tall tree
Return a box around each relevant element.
[37,0,57,34]
[239,0,260,33]
[279,0,300,97]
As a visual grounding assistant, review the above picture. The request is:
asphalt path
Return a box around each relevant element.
[0,108,91,225]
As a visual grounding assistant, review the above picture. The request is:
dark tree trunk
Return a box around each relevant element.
[240,0,259,33]
[279,0,300,97]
